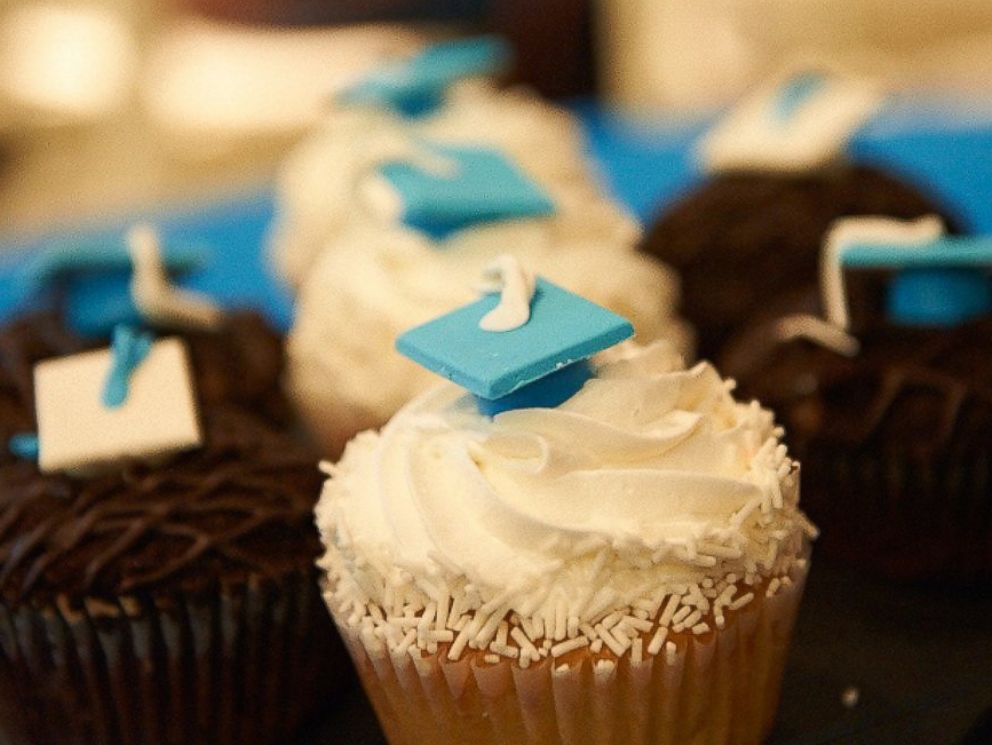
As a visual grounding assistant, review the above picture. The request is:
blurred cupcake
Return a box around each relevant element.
[285,141,690,456]
[723,216,992,582]
[641,68,962,360]
[315,260,815,745]
[267,36,598,290]
[0,229,339,745]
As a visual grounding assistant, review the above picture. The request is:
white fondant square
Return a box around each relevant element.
[35,337,202,474]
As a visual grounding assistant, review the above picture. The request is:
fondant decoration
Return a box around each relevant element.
[35,337,202,474]
[699,67,884,173]
[397,261,634,415]
[477,255,536,332]
[771,314,860,357]
[8,433,39,461]
[338,36,511,118]
[822,215,992,328]
[365,143,555,240]
[128,224,223,332]
[102,325,155,408]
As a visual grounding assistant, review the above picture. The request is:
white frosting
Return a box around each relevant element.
[821,214,944,328]
[286,211,693,452]
[698,67,885,173]
[316,342,811,631]
[267,83,596,289]
[477,255,536,332]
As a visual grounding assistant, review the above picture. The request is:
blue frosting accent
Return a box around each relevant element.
[773,72,828,123]
[67,271,144,338]
[380,144,556,240]
[8,433,39,461]
[338,36,511,118]
[475,360,592,416]
[396,278,634,405]
[841,235,992,326]
[102,325,155,408]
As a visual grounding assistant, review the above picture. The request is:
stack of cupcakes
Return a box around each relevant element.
[271,36,693,457]
[0,227,339,745]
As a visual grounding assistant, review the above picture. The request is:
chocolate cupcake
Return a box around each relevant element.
[641,70,962,360]
[0,229,341,744]
[723,217,992,582]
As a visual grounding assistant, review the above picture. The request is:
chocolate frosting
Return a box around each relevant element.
[641,165,962,359]
[0,312,324,605]
[723,319,992,579]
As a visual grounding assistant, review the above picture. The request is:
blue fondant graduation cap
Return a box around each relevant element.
[14,233,209,338]
[378,143,556,240]
[338,36,511,118]
[839,234,992,327]
[396,276,634,415]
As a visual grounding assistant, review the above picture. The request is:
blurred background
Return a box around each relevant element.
[3,0,992,235]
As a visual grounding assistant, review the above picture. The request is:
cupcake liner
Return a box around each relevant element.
[0,571,340,745]
[333,560,809,745]
[802,443,992,581]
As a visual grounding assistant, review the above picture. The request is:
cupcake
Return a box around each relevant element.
[315,259,815,744]
[0,230,340,745]
[723,216,992,583]
[267,36,598,290]
[285,154,691,456]
[641,69,962,360]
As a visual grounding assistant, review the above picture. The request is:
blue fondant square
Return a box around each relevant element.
[380,144,555,240]
[396,278,634,400]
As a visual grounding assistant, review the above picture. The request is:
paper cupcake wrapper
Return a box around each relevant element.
[803,445,991,581]
[0,571,339,745]
[334,561,809,745]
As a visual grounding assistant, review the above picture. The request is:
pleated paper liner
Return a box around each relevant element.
[334,560,809,745]
[0,570,342,745]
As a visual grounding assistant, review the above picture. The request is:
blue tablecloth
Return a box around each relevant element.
[2,97,991,330]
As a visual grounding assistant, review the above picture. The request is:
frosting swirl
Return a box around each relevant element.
[317,343,811,623]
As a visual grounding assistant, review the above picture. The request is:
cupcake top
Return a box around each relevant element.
[268,82,594,289]
[318,277,813,660]
[287,211,690,434]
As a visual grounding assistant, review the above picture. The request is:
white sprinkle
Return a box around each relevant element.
[674,609,702,633]
[553,600,567,641]
[600,611,623,630]
[550,636,589,658]
[579,623,597,640]
[691,622,711,635]
[670,606,693,627]
[496,621,509,648]
[490,642,519,659]
[595,659,616,675]
[484,653,500,665]
[394,629,417,655]
[590,639,603,654]
[454,615,470,632]
[447,625,471,661]
[659,595,682,627]
[633,609,649,621]
[554,664,570,676]
[622,615,653,633]
[474,610,505,648]
[511,628,539,661]
[387,616,421,629]
[426,641,438,655]
[369,605,385,624]
[841,686,860,708]
[595,623,629,657]
[436,592,450,634]
[647,627,669,656]
[729,592,755,611]
[427,630,454,643]
[567,616,579,639]
[417,603,437,638]
[664,641,677,666]
[766,578,782,598]
[519,655,531,669]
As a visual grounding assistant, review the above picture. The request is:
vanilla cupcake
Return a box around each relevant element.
[315,270,814,745]
[267,38,597,290]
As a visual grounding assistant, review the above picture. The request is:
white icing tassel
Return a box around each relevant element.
[820,214,944,329]
[477,254,537,332]
[128,224,223,331]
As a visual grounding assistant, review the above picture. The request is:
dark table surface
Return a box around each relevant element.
[296,558,992,745]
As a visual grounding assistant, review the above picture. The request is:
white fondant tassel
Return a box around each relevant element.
[478,254,536,332]
[128,224,223,332]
